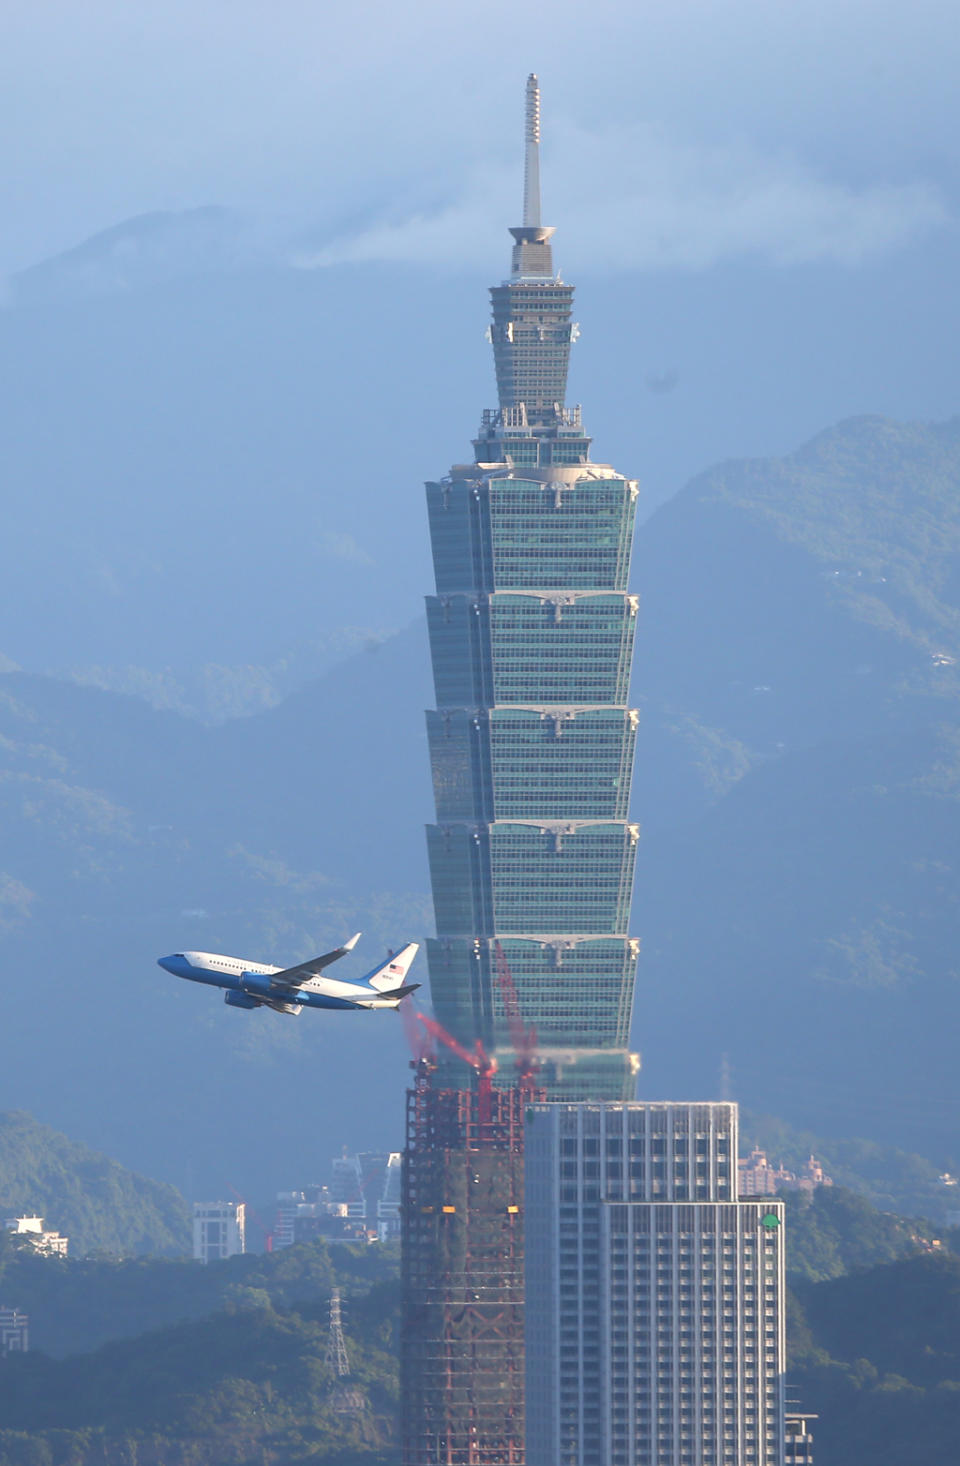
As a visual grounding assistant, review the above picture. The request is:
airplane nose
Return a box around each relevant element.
[158,955,178,974]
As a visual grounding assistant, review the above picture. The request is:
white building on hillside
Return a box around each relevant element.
[192,1201,245,1263]
[4,1217,68,1257]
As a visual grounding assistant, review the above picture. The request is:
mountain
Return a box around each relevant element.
[8,209,267,307]
[0,1112,189,1257]
[0,1207,956,1466]
[0,1284,401,1466]
[3,220,959,709]
[741,1111,960,1222]
[632,415,960,1156]
[790,1253,960,1464]
[780,1185,943,1284]
[0,1231,399,1358]
[1,413,959,1193]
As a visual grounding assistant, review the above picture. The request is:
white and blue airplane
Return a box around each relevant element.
[158,933,419,1016]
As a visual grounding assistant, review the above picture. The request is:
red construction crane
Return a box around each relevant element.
[227,1182,274,1252]
[401,995,436,1066]
[417,1013,498,1125]
[493,940,540,1094]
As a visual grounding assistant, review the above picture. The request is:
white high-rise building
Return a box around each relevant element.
[192,1201,245,1263]
[524,1102,786,1466]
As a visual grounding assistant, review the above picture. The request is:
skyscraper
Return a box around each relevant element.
[424,74,641,1101]
[524,1102,787,1466]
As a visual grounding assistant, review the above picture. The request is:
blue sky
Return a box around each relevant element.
[2,0,958,277]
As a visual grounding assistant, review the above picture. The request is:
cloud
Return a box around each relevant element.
[318,531,375,567]
[293,123,950,276]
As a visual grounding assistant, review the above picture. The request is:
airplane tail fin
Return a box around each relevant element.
[367,942,420,992]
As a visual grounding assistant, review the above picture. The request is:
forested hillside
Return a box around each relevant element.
[633,416,960,1156]
[0,1113,189,1257]
[790,1253,960,1464]
[0,1203,958,1466]
[0,1240,402,1464]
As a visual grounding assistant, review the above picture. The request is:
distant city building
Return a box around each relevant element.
[525,1101,786,1466]
[377,1151,402,1240]
[275,1153,403,1249]
[329,1151,402,1238]
[4,1217,68,1257]
[0,1307,28,1354]
[192,1201,245,1263]
[738,1149,833,1197]
[275,1188,360,1247]
[330,1154,367,1219]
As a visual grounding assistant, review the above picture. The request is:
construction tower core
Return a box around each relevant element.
[424,74,641,1101]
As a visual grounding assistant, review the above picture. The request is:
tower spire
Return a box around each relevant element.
[508,73,555,280]
[523,73,542,229]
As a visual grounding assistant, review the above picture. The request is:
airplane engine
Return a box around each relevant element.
[239,971,274,1000]
[224,990,261,1009]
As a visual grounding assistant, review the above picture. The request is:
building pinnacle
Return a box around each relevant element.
[509,73,556,278]
[523,73,542,229]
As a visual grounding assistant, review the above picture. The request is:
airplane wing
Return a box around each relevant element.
[270,932,361,990]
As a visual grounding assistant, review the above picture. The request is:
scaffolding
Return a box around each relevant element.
[401,1064,540,1466]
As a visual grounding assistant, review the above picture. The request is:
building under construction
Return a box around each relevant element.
[401,1061,536,1466]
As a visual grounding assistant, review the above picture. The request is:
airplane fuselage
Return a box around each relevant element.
[158,950,413,1012]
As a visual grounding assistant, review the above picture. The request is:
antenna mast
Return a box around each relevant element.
[523,73,542,228]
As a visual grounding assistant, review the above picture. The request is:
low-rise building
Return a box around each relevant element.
[276,1152,403,1248]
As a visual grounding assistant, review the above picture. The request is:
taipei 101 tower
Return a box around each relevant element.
[424,75,641,1100]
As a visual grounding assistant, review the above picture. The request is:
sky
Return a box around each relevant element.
[2,0,958,279]
[2,0,960,1191]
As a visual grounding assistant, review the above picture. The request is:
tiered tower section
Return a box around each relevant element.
[424,75,641,1100]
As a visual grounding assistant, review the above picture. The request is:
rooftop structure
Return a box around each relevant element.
[424,73,641,1101]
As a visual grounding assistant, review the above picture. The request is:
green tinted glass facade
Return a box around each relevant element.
[424,191,640,1101]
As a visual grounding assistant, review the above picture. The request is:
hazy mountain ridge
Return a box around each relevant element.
[1,414,959,1188]
[633,414,960,758]
[790,1253,960,1464]
[741,1111,960,1222]
[631,415,960,1153]
[0,1112,189,1257]
[0,1207,958,1465]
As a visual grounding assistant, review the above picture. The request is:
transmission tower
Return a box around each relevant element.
[325,1288,350,1377]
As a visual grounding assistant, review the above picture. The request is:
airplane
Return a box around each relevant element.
[157,933,420,1016]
